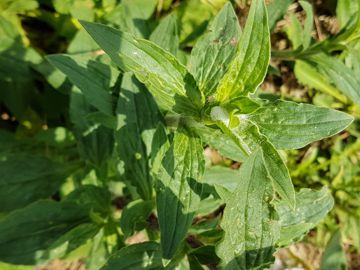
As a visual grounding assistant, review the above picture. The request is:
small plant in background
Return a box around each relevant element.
[0,0,358,269]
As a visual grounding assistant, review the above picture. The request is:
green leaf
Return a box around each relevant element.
[80,21,204,116]
[156,128,205,259]
[203,166,241,193]
[260,141,296,208]
[0,155,68,212]
[299,1,314,49]
[0,200,91,265]
[64,185,112,216]
[67,28,99,54]
[286,14,303,49]
[336,0,359,28]
[100,242,163,270]
[119,199,153,238]
[214,0,270,103]
[210,107,296,207]
[249,100,354,149]
[70,90,115,168]
[306,53,360,106]
[267,0,293,31]
[149,15,179,56]
[47,53,118,116]
[320,231,347,270]
[40,223,100,262]
[116,72,162,200]
[275,187,334,246]
[194,124,247,162]
[294,60,349,103]
[189,2,241,97]
[175,0,227,46]
[104,0,153,38]
[216,151,280,269]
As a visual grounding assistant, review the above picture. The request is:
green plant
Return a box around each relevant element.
[0,0,356,269]
[268,0,360,257]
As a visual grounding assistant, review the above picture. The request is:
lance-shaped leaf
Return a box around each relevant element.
[275,187,334,246]
[249,100,354,150]
[0,155,68,212]
[149,14,179,56]
[214,0,270,103]
[267,0,293,31]
[216,152,280,269]
[299,1,314,49]
[70,90,114,168]
[306,53,360,106]
[81,21,204,116]
[320,230,347,270]
[47,53,118,116]
[119,199,153,238]
[101,242,162,270]
[189,2,241,97]
[260,141,296,208]
[116,73,162,200]
[0,200,91,265]
[210,107,296,207]
[294,60,349,103]
[40,223,100,262]
[156,128,205,259]
[195,123,247,162]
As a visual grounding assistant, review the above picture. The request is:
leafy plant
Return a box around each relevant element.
[0,0,357,269]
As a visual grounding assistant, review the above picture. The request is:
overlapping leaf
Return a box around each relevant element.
[275,187,334,246]
[210,106,296,207]
[0,155,68,212]
[116,73,162,200]
[217,152,280,269]
[81,21,204,116]
[189,2,241,97]
[156,128,205,259]
[149,15,179,56]
[101,242,162,270]
[249,100,354,149]
[214,0,270,102]
[0,200,91,265]
[47,53,118,116]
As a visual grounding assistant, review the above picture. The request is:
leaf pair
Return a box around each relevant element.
[217,154,334,269]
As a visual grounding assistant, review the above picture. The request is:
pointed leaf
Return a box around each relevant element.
[119,199,153,238]
[101,242,162,270]
[320,231,347,270]
[299,1,314,49]
[149,14,179,56]
[0,200,91,265]
[275,187,334,246]
[189,2,241,96]
[156,129,205,259]
[194,124,247,162]
[267,0,293,31]
[210,107,295,207]
[47,53,118,116]
[81,21,203,116]
[294,60,349,103]
[0,155,68,212]
[261,141,296,208]
[216,152,280,269]
[40,223,100,262]
[307,53,360,106]
[116,73,162,200]
[70,90,115,168]
[249,100,354,149]
[214,0,270,102]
